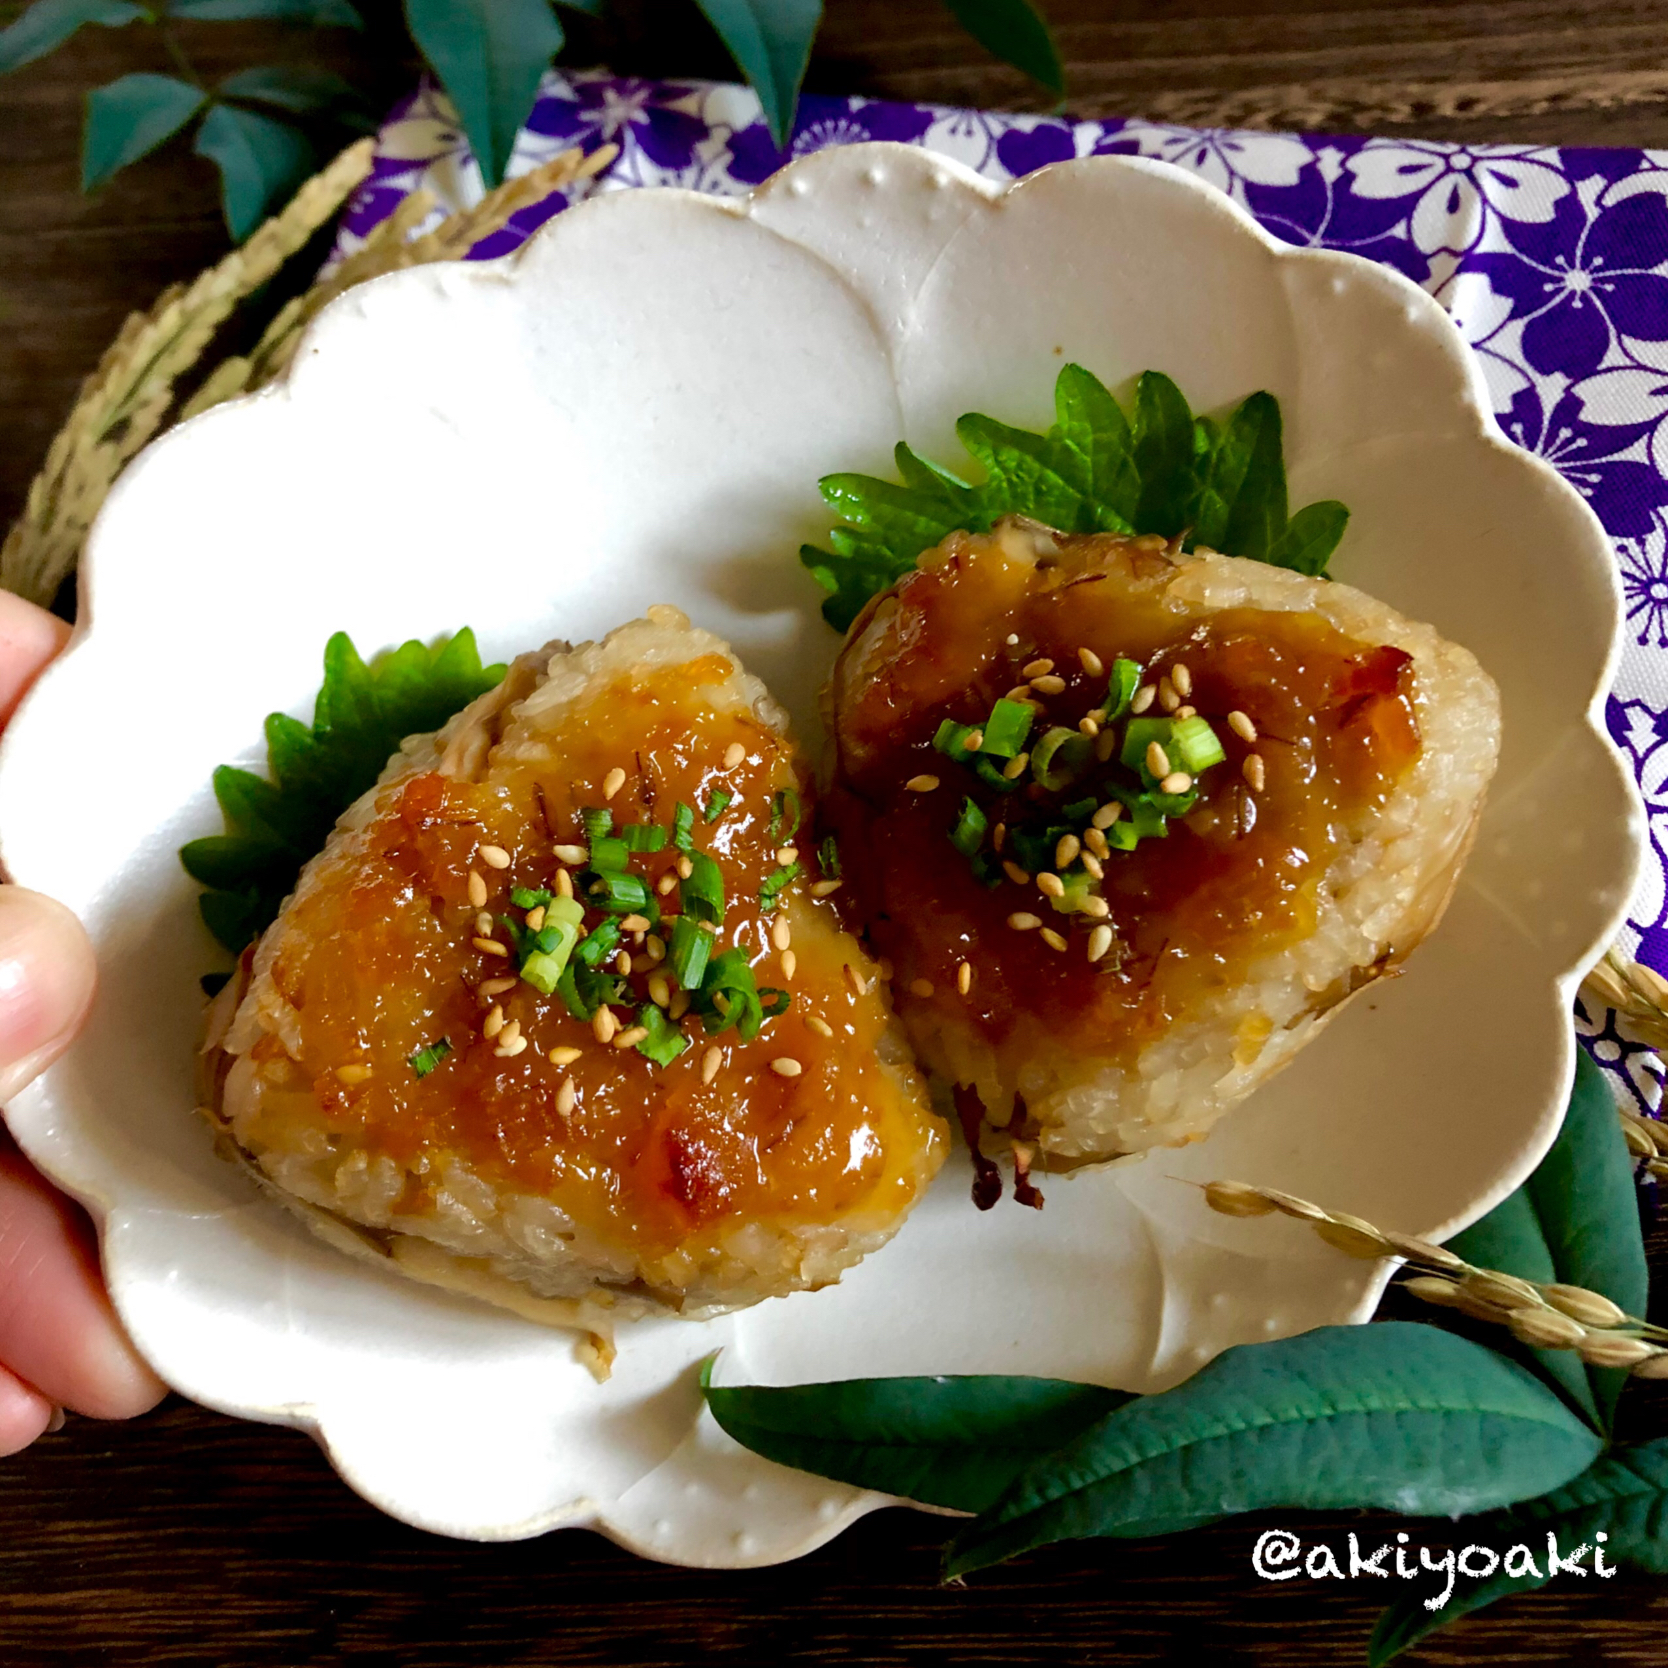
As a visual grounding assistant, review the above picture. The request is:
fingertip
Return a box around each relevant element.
[0,1362,53,1458]
[0,887,97,1103]
[0,592,70,730]
[69,1324,168,1421]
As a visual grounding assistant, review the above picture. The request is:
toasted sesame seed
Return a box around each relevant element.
[620,913,651,933]
[1146,741,1171,778]
[556,1077,577,1114]
[1083,895,1111,918]
[1030,674,1067,695]
[645,934,666,961]
[1084,827,1110,859]
[335,1063,373,1085]
[1087,924,1115,962]
[483,1004,505,1040]
[473,936,509,958]
[1130,683,1157,715]
[466,870,488,908]
[1040,928,1068,952]
[525,905,546,931]
[495,1034,529,1058]
[1171,662,1193,698]
[1037,872,1066,899]
[648,973,671,1008]
[613,1026,649,1050]
[965,729,985,751]
[677,854,694,880]
[810,878,842,897]
[1077,714,1100,738]
[592,1007,617,1044]
[772,917,792,951]
[549,1046,583,1067]
[1095,729,1117,762]
[1002,752,1029,780]
[776,846,799,866]
[956,960,972,995]
[1055,833,1081,869]
[1022,658,1055,679]
[656,872,678,896]
[1006,633,1021,645]
[554,870,574,900]
[701,1045,722,1084]
[479,844,511,870]
[1160,771,1192,795]
[1079,647,1105,678]
[770,1057,803,1078]
[1157,679,1180,713]
[475,910,495,936]
[478,976,517,999]
[601,766,627,801]
[1092,801,1123,830]
[1005,684,1033,702]
[552,843,587,865]
[992,822,1006,852]
[498,1018,521,1043]
[1002,860,1031,886]
[781,950,798,981]
[843,962,868,997]
[1244,753,1266,792]
[1008,911,1041,931]
[1228,710,1258,743]
[669,990,691,1020]
[617,951,633,976]
[723,742,746,769]
[909,977,934,998]
[905,774,941,795]
[1081,852,1105,880]
[806,1015,834,1038]
[1175,704,1196,720]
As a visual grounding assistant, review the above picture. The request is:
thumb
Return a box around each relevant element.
[0,887,96,1103]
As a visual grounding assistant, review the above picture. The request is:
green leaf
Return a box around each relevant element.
[942,0,1062,97]
[168,0,363,21]
[554,0,603,12]
[182,630,505,955]
[82,73,207,192]
[219,65,369,116]
[818,473,970,564]
[193,103,315,241]
[955,412,1088,532]
[945,1323,1603,1578]
[1370,1438,1668,1664]
[1268,498,1347,575]
[404,0,562,189]
[1130,371,1196,539]
[703,1364,1131,1512]
[1053,363,1137,529]
[1446,1048,1648,1433]
[0,0,144,77]
[691,0,822,150]
[1217,391,1286,561]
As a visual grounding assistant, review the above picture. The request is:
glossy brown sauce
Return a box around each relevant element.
[829,533,1422,1070]
[254,662,939,1260]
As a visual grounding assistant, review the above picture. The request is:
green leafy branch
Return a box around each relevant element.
[0,0,1064,241]
[802,365,1352,632]
[703,1046,1665,1659]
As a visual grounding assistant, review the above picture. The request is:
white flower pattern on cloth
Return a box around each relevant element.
[332,68,1668,1111]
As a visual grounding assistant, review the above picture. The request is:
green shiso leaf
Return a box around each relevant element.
[803,364,1350,631]
[943,1322,1602,1578]
[701,1361,1131,1513]
[180,629,505,958]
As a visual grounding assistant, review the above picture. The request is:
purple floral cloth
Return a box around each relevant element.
[335,71,1668,1112]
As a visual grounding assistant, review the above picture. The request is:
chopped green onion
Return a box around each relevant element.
[621,823,667,853]
[673,801,697,849]
[518,897,584,993]
[979,697,1034,759]
[408,1037,452,1078]
[681,851,725,924]
[586,870,653,914]
[510,885,553,910]
[495,915,527,957]
[768,787,802,843]
[589,835,630,874]
[581,807,613,843]
[818,833,841,878]
[1169,714,1226,775]
[759,988,791,1019]
[697,948,766,1040]
[669,914,714,991]
[555,963,590,1020]
[1050,872,1098,916]
[1031,726,1092,791]
[759,861,800,913]
[1105,819,1140,852]
[702,789,731,823]
[1121,716,1174,777]
[575,917,622,968]
[634,1003,689,1067]
[1149,786,1198,819]
[949,796,987,859]
[932,719,978,763]
[519,948,570,995]
[1062,796,1097,823]
[1102,658,1142,721]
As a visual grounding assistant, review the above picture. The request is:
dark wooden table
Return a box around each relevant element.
[6,3,1668,1662]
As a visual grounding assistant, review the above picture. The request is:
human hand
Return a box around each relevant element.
[0,591,166,1454]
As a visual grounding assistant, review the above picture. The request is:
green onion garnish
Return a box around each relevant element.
[621,823,668,853]
[768,787,802,843]
[1120,716,1174,780]
[759,861,800,912]
[510,885,553,910]
[1102,658,1142,721]
[668,914,714,990]
[697,949,766,1040]
[408,1037,452,1078]
[703,789,731,823]
[818,833,841,878]
[586,870,653,914]
[681,851,725,924]
[581,807,613,843]
[759,988,791,1018]
[575,917,622,968]
[555,962,590,1020]
[634,1002,689,1067]
[1168,714,1226,775]
[1030,726,1092,791]
[1105,819,1140,852]
[979,697,1034,759]
[949,796,987,858]
[588,835,630,874]
[932,719,978,763]
[518,897,584,994]
[673,801,697,848]
[1050,872,1097,916]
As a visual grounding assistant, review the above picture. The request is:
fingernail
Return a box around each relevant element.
[46,1406,65,1433]
[0,889,95,1102]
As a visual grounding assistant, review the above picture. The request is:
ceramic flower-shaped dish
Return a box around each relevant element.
[0,145,1641,1562]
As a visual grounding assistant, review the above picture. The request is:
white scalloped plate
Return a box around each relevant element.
[0,145,1642,1562]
